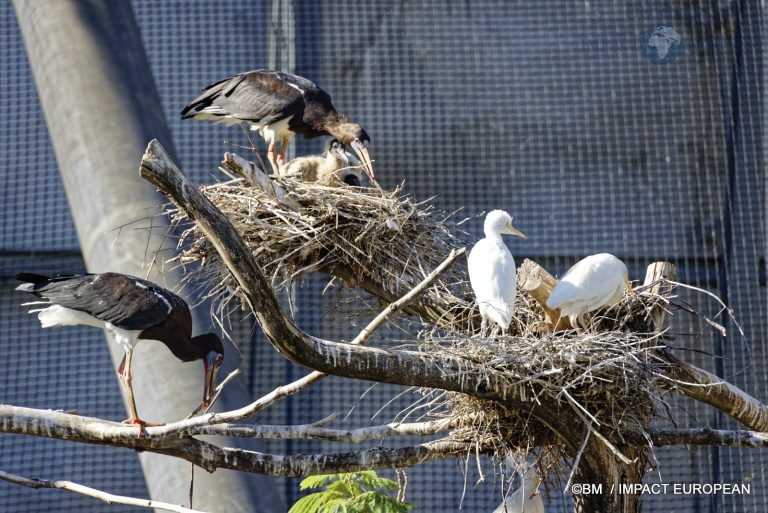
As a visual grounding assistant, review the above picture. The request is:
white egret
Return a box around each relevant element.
[468,210,526,336]
[493,459,545,513]
[546,253,633,329]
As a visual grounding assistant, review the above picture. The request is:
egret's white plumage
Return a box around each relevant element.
[546,253,633,329]
[493,459,545,513]
[468,210,526,335]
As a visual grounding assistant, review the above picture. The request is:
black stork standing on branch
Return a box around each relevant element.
[15,272,224,427]
[180,69,376,182]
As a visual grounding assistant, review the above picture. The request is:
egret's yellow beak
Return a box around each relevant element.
[506,223,526,238]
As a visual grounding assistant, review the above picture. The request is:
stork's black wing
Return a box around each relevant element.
[181,69,316,127]
[15,272,185,331]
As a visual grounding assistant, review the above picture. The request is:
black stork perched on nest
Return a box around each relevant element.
[15,272,224,427]
[180,69,375,182]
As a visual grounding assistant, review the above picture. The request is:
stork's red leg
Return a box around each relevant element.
[117,350,140,424]
[266,141,280,174]
[117,350,162,436]
[276,139,290,167]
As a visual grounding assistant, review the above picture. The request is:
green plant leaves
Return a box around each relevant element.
[288,471,414,513]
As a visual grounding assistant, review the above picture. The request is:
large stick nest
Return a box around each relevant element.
[170,153,474,327]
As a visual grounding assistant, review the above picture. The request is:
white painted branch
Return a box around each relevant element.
[0,470,207,513]
[185,415,467,441]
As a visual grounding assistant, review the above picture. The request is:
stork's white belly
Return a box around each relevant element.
[258,116,294,144]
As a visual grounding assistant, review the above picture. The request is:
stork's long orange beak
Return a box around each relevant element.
[351,139,375,183]
[202,350,222,408]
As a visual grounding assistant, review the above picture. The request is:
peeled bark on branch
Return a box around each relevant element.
[0,405,472,475]
[659,353,768,431]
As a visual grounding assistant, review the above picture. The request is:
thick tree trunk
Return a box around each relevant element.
[12,2,282,511]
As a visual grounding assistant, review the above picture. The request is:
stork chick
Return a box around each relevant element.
[278,139,364,187]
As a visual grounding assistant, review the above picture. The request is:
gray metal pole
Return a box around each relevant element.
[12,1,283,511]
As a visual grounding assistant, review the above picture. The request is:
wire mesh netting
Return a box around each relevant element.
[1,0,765,512]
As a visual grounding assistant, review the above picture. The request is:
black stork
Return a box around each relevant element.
[15,272,224,427]
[180,69,375,182]
[280,138,364,187]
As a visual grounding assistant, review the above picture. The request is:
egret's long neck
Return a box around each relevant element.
[485,228,504,241]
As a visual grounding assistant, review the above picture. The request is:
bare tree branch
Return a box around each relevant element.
[657,354,768,431]
[0,405,475,475]
[0,470,208,513]
[649,427,768,448]
[0,405,220,471]
[187,415,468,441]
[211,438,482,477]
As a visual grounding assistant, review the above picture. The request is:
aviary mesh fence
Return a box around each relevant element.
[0,1,764,512]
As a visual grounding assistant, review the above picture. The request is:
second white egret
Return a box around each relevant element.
[546,253,633,329]
[468,210,526,336]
